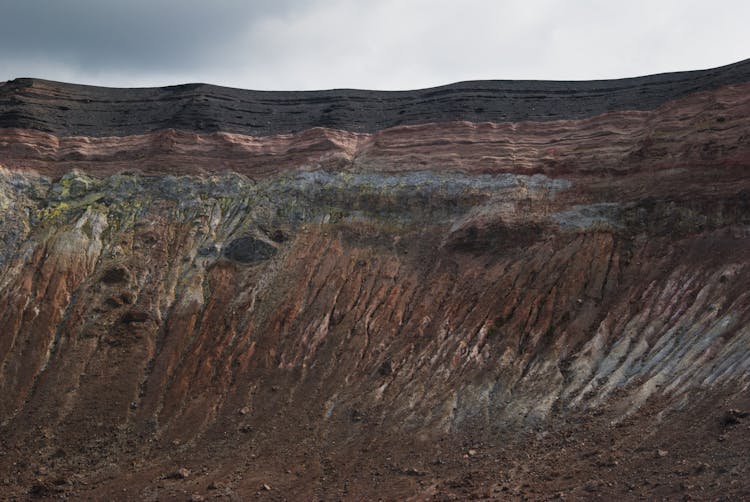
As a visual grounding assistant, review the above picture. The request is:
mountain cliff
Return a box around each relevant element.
[1,60,749,500]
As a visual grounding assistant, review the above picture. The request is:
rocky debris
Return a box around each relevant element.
[596,456,619,468]
[583,482,599,493]
[168,468,191,480]
[28,480,63,498]
[695,462,711,474]
[398,467,427,477]
[721,409,749,426]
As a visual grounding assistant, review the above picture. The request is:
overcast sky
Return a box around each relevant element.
[1,0,748,90]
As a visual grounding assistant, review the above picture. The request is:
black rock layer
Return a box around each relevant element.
[1,59,749,137]
[224,236,277,263]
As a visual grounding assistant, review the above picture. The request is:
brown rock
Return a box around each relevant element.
[169,468,190,480]
[101,266,130,284]
[722,409,749,426]
[120,309,151,324]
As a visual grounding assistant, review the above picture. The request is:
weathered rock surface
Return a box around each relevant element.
[0,61,749,500]
[2,59,749,137]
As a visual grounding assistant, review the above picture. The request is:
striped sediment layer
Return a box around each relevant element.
[1,58,749,137]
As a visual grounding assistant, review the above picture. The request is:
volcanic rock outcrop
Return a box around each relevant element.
[0,60,749,500]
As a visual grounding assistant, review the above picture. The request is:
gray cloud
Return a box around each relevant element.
[0,0,302,71]
[0,0,748,90]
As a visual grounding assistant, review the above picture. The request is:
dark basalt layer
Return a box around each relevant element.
[1,58,749,137]
[224,236,277,263]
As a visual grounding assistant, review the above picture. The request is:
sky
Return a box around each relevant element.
[0,0,748,90]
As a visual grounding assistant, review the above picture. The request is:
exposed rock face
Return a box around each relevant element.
[2,59,750,137]
[0,61,749,500]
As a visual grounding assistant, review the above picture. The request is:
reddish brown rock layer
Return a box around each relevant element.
[1,81,749,181]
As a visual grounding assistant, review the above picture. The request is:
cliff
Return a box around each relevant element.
[0,60,749,500]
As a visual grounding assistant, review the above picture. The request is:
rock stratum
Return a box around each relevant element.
[0,60,749,500]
